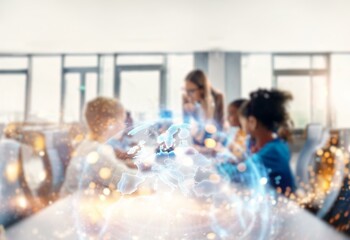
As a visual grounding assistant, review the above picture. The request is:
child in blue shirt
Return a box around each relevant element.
[218,89,296,195]
[241,89,296,194]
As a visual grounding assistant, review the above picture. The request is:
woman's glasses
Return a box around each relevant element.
[184,88,200,95]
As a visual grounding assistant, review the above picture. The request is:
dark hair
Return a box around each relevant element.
[229,98,248,109]
[241,89,292,131]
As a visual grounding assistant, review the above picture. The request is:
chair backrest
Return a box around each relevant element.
[0,139,22,196]
[296,126,345,219]
[0,139,33,227]
[41,129,72,195]
[296,123,325,186]
[0,123,5,138]
[317,129,348,218]
[316,148,345,218]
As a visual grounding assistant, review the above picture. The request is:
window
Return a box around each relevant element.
[311,76,328,125]
[0,57,27,70]
[62,56,100,122]
[31,57,61,122]
[277,75,328,129]
[273,54,329,129]
[63,73,98,122]
[0,75,26,122]
[167,54,194,119]
[65,56,97,68]
[119,71,160,121]
[241,54,272,98]
[115,54,194,122]
[85,73,98,102]
[331,55,350,128]
[277,76,311,128]
[64,73,81,122]
[0,53,194,124]
[312,55,327,69]
[100,56,114,98]
[274,56,310,69]
[117,55,164,65]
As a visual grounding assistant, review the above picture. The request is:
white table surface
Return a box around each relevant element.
[5,192,349,240]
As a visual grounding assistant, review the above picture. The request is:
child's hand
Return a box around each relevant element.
[183,94,195,113]
[115,147,139,160]
[183,102,195,113]
[124,159,137,169]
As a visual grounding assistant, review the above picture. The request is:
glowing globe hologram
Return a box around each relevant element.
[71,122,274,240]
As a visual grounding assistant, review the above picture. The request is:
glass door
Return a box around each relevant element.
[63,72,98,122]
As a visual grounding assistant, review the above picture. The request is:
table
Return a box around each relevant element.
[5,192,349,240]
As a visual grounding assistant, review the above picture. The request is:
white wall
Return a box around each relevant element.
[1,0,350,52]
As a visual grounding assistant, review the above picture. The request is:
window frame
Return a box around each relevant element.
[0,56,31,121]
[272,53,331,129]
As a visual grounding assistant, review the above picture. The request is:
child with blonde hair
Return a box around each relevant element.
[60,97,136,197]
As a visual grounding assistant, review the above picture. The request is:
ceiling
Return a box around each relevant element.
[0,0,349,53]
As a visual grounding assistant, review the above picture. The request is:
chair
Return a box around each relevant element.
[0,123,5,138]
[296,125,346,218]
[295,124,326,186]
[319,129,350,220]
[40,129,72,197]
[0,139,34,227]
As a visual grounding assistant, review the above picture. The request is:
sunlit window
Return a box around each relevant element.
[274,56,310,69]
[64,73,81,122]
[331,55,350,128]
[117,55,164,65]
[99,56,114,98]
[273,54,329,129]
[120,71,160,121]
[0,57,28,122]
[65,56,98,68]
[277,76,311,128]
[31,57,61,122]
[62,56,99,122]
[117,54,194,122]
[0,57,27,70]
[167,55,194,119]
[0,75,26,122]
[63,73,98,122]
[241,54,272,98]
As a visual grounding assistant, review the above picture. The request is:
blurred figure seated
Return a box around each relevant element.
[66,122,88,148]
[60,97,137,197]
[241,89,296,195]
[227,99,248,161]
[0,133,35,226]
[277,119,294,144]
[218,89,296,196]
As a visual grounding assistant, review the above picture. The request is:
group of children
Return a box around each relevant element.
[184,69,296,194]
[60,69,297,198]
